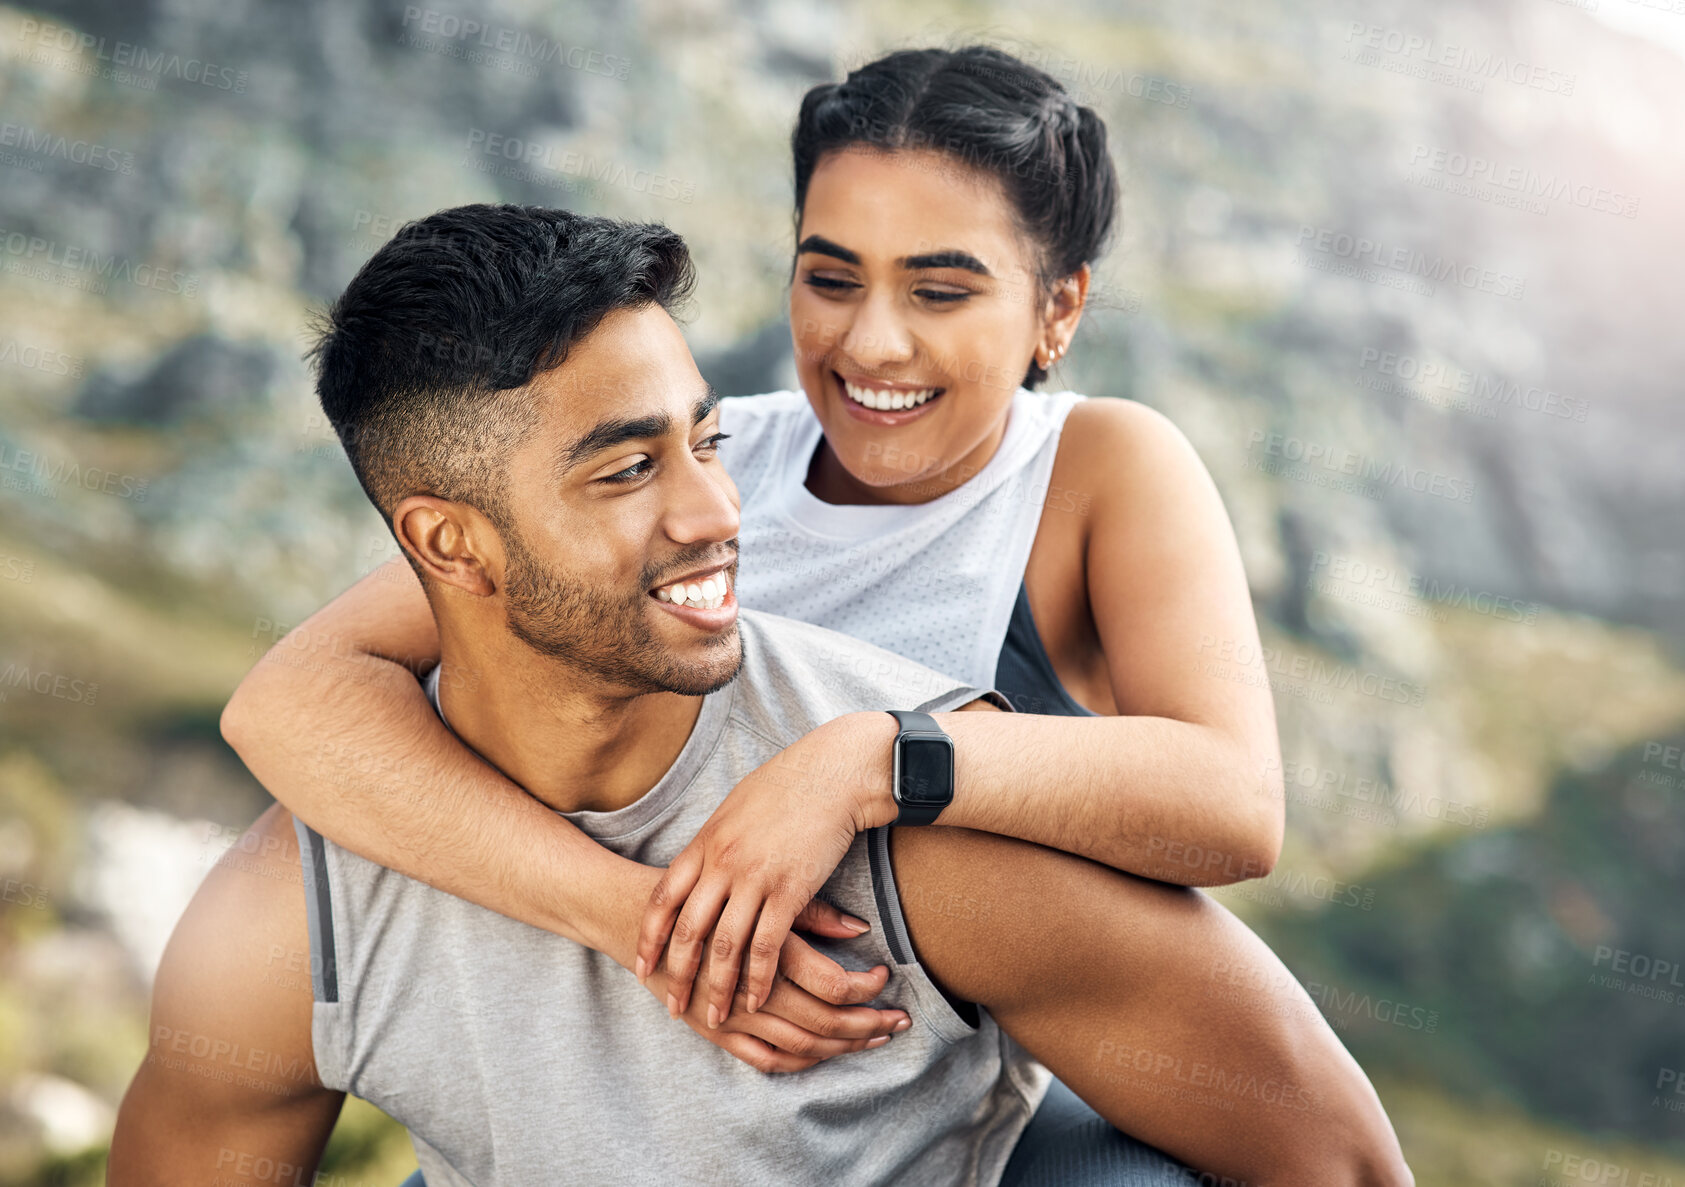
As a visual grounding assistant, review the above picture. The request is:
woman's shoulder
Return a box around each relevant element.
[1053,395,1211,510]
[718,389,811,429]
[717,391,814,504]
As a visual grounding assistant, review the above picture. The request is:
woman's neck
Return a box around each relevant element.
[803,413,1012,506]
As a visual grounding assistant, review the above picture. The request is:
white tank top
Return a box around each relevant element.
[719,388,1087,690]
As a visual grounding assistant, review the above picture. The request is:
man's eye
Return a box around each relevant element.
[697,431,732,452]
[603,458,653,484]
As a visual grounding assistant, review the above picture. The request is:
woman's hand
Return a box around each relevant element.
[638,898,911,1073]
[635,715,887,1028]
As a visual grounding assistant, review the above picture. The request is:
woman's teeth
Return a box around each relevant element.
[654,569,731,609]
[842,379,939,411]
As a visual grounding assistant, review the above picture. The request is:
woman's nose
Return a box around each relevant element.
[840,292,915,369]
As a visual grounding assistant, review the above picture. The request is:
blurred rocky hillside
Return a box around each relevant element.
[1,0,1682,1182]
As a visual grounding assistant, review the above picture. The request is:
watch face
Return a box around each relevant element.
[897,736,954,805]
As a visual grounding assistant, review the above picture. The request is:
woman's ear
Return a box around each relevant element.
[1041,263,1092,359]
[390,495,502,597]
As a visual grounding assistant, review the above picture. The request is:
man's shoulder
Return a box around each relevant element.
[128,806,324,1110]
[111,805,337,1182]
[153,805,318,1063]
[731,609,999,743]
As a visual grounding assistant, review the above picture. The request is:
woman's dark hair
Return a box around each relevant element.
[792,46,1119,388]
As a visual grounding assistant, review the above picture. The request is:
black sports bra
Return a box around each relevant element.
[992,580,1099,719]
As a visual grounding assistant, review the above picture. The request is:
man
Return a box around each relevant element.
[110,206,1409,1185]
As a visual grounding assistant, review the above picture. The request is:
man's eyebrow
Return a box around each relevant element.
[559,411,672,474]
[795,234,860,265]
[558,384,719,475]
[693,384,720,425]
[899,249,991,276]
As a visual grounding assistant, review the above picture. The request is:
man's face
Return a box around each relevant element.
[496,303,743,697]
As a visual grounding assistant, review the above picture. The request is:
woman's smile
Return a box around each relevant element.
[833,370,949,424]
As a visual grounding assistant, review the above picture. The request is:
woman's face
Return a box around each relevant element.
[790,146,1053,500]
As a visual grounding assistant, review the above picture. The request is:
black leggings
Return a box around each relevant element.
[998,1075,1197,1185]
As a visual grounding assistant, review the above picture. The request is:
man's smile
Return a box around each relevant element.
[652,562,737,628]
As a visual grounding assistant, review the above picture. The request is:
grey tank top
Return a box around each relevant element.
[296,609,1051,1186]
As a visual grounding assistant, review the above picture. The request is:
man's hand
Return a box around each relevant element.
[639,898,910,1072]
[634,714,893,1028]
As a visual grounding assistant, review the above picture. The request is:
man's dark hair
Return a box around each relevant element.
[308,204,694,528]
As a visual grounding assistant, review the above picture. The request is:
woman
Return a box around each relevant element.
[229,47,1298,1183]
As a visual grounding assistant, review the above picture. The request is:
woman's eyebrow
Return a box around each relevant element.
[899,249,991,276]
[795,234,859,264]
[797,234,992,277]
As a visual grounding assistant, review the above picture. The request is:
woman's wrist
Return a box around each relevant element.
[586,857,666,971]
[530,832,664,968]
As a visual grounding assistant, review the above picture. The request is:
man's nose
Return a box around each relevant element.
[663,450,739,547]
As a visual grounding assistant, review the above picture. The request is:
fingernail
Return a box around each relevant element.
[866,1035,891,1048]
[706,1005,720,1029]
[746,993,759,1015]
[842,915,870,933]
[893,1017,911,1032]
[667,993,679,1018]
[635,957,647,981]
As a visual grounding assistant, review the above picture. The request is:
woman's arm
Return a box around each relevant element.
[851,397,1284,878]
[222,560,638,952]
[642,399,1288,1022]
[221,559,910,1064]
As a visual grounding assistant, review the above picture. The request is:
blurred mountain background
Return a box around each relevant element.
[0,0,1681,1182]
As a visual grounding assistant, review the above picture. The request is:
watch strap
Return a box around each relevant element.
[886,710,951,826]
[886,709,939,734]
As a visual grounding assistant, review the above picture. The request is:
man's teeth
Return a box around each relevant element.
[842,380,939,412]
[654,570,731,609]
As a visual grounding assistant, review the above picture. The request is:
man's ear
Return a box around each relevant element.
[390,495,503,597]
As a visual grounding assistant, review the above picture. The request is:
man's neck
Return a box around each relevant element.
[433,629,704,815]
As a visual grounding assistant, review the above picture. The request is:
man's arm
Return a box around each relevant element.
[888,823,1413,1187]
[110,805,345,1186]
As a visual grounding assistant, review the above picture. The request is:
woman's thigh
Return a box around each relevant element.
[886,824,1397,1184]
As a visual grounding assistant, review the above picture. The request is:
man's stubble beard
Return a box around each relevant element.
[501,526,743,697]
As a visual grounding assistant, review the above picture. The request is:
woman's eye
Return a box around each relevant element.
[804,275,861,293]
[915,289,970,304]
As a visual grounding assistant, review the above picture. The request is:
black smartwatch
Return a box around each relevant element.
[885,710,955,825]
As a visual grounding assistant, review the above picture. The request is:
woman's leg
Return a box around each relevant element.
[887,825,1413,1187]
[1000,1076,1196,1187]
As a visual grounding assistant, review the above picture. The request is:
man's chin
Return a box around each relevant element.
[651,622,744,696]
